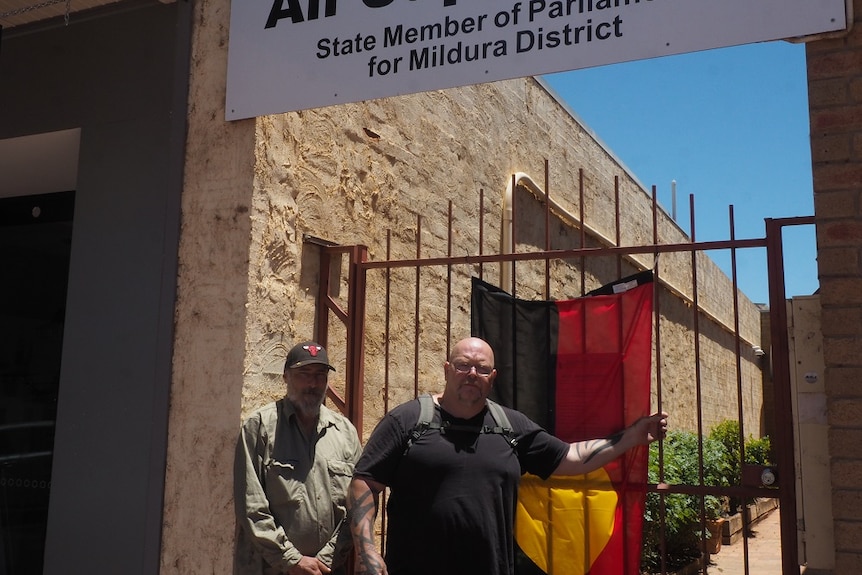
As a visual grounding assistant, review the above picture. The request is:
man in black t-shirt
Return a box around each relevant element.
[348,337,668,575]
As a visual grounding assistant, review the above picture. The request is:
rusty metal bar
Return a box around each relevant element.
[346,244,367,427]
[544,159,551,299]
[766,217,802,575]
[729,205,752,575]
[381,230,392,555]
[509,174,519,409]
[616,178,630,575]
[652,186,669,575]
[511,173,518,298]
[310,243,369,423]
[652,185,664,420]
[447,200,453,356]
[653,483,779,499]
[615,175,622,278]
[578,230,591,574]
[385,230,392,416]
[413,214,421,398]
[579,167,586,295]
[316,248,332,347]
[541,159,559,575]
[730,204,745,425]
[478,188,484,281]
[357,237,768,270]
[688,194,710,570]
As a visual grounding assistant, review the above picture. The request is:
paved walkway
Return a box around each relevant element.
[704,507,785,575]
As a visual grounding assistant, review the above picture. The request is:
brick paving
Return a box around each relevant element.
[704,507,785,575]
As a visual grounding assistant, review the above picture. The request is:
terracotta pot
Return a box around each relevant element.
[705,518,725,554]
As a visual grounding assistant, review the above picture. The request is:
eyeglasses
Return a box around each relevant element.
[451,362,493,376]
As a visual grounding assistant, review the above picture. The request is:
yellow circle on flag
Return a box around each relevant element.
[515,468,617,575]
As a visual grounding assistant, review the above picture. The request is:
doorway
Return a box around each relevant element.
[0,191,74,575]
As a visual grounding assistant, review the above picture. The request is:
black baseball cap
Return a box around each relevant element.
[284,341,335,372]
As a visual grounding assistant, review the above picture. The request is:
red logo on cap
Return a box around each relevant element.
[304,345,321,357]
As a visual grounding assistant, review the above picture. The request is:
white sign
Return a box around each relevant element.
[226,0,847,120]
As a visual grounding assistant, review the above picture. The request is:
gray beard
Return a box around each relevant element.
[290,390,324,417]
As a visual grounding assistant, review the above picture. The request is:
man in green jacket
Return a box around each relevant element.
[235,341,362,575]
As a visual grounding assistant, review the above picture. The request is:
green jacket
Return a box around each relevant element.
[234,399,362,574]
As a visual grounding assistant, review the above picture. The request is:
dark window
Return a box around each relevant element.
[0,191,74,575]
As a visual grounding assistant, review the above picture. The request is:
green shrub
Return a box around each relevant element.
[641,491,700,573]
[744,435,772,466]
[708,419,742,486]
[640,424,774,573]
[707,420,772,511]
[640,431,731,573]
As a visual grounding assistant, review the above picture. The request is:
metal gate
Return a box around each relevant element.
[315,170,811,575]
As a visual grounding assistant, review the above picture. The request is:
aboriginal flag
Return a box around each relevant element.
[471,271,654,575]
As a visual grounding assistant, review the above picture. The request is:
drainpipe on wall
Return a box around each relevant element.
[501,172,617,293]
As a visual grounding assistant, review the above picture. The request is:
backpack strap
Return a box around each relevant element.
[404,394,518,454]
[485,399,518,449]
[404,393,437,455]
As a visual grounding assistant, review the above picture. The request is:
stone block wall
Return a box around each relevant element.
[808,0,862,570]
[240,82,764,438]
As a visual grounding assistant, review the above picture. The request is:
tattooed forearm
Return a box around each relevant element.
[349,487,378,542]
[348,478,387,574]
[578,430,624,464]
[555,413,667,476]
[354,550,387,575]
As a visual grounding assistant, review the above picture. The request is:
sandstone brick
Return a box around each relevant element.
[852,78,862,104]
[811,132,852,163]
[823,336,862,365]
[834,490,862,521]
[833,519,862,550]
[809,77,850,109]
[832,459,862,490]
[817,221,862,248]
[830,429,862,458]
[821,279,862,307]
[812,163,862,192]
[821,310,862,337]
[817,246,861,276]
[807,50,862,81]
[814,189,858,218]
[854,133,862,161]
[835,551,862,573]
[805,38,843,56]
[810,105,862,134]
[829,398,862,427]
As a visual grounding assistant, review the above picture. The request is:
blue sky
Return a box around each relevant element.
[542,40,819,305]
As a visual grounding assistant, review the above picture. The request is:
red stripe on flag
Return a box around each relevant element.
[553,281,653,575]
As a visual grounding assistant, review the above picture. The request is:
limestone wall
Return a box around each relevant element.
[241,82,764,437]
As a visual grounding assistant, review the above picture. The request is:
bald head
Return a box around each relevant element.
[449,337,495,366]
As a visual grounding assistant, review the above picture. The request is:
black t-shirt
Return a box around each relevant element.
[354,398,569,575]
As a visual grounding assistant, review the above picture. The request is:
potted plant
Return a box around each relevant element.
[698,432,731,555]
